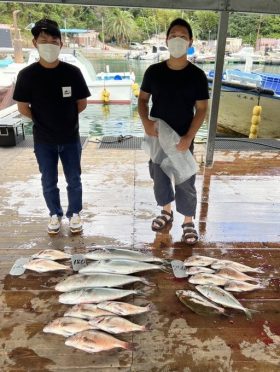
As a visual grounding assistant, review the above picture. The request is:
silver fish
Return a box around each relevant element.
[211,260,264,273]
[85,248,164,263]
[59,288,141,305]
[65,330,135,353]
[216,267,260,283]
[224,280,264,292]
[97,301,152,316]
[32,249,71,261]
[43,317,92,337]
[184,255,217,267]
[176,290,226,316]
[23,259,71,273]
[64,304,115,320]
[55,273,154,292]
[188,273,229,286]
[196,285,254,319]
[89,316,147,334]
[79,259,167,275]
[185,267,215,275]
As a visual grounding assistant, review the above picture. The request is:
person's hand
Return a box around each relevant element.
[144,119,158,137]
[176,136,192,152]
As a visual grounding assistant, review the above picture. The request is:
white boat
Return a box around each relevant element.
[139,45,169,61]
[226,46,266,64]
[207,69,280,138]
[0,50,138,106]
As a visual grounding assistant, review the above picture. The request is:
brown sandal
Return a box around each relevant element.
[152,210,173,231]
[181,223,199,245]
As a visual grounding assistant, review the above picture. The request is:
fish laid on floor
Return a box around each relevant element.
[79,259,168,275]
[196,284,255,319]
[55,273,154,292]
[188,273,229,286]
[211,260,264,273]
[176,290,226,316]
[65,330,135,353]
[185,267,215,275]
[64,304,115,320]
[43,317,92,337]
[32,249,71,261]
[97,301,152,316]
[85,248,165,263]
[184,255,217,267]
[215,267,260,283]
[23,259,71,273]
[59,288,142,305]
[89,316,147,334]
[224,280,265,292]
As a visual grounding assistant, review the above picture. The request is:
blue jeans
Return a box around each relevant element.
[34,141,82,218]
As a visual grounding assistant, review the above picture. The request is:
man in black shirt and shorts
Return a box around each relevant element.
[13,19,90,234]
[138,18,209,245]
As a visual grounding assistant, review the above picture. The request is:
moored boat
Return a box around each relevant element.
[207,69,280,138]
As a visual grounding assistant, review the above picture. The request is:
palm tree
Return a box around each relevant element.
[105,8,136,46]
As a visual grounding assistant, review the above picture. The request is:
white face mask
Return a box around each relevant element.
[37,43,60,63]
[167,37,189,58]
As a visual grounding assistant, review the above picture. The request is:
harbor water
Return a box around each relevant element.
[24,57,280,140]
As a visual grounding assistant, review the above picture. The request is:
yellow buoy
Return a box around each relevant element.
[249,105,262,139]
[132,82,140,98]
[101,88,110,103]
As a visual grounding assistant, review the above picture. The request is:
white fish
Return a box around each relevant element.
[196,285,254,319]
[55,273,154,292]
[97,301,152,316]
[216,267,260,283]
[224,280,264,292]
[211,260,264,273]
[185,267,215,275]
[23,259,71,273]
[65,330,135,353]
[79,259,167,275]
[59,288,142,305]
[176,290,226,316]
[43,317,92,337]
[89,316,147,334]
[183,255,217,267]
[64,304,115,320]
[32,249,71,261]
[188,273,229,286]
[85,248,164,263]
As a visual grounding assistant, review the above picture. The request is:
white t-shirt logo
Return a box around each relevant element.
[62,86,72,97]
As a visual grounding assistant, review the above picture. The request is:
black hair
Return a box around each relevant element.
[166,18,193,39]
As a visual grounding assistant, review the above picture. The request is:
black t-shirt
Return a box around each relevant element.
[141,61,209,136]
[13,61,90,144]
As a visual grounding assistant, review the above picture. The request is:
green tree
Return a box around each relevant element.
[104,8,137,46]
[193,11,219,40]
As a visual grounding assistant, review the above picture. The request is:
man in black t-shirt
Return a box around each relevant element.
[13,19,90,235]
[138,18,209,245]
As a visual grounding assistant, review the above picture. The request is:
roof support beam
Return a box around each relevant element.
[206,11,229,167]
[3,1,280,15]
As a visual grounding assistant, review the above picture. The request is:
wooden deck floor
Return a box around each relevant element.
[0,141,279,371]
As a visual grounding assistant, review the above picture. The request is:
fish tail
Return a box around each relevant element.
[145,303,155,311]
[124,342,137,351]
[141,278,156,287]
[135,290,146,297]
[244,308,253,320]
[160,266,172,274]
